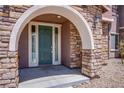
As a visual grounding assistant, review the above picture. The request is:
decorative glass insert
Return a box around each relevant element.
[31,25,36,63]
[55,27,58,61]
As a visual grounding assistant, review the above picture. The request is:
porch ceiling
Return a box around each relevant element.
[32,14,68,24]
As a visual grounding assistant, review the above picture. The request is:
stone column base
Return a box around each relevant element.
[0,51,19,88]
[81,49,102,78]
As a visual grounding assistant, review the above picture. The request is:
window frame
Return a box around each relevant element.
[110,32,119,51]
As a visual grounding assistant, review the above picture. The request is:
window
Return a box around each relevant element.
[112,5,118,13]
[55,27,58,61]
[110,33,119,50]
[31,25,37,63]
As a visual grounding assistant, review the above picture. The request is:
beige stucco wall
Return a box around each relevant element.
[61,21,71,67]
[18,25,28,68]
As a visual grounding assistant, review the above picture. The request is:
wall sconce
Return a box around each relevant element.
[94,14,102,23]
[93,14,102,28]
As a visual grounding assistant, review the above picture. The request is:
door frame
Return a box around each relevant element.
[28,21,61,67]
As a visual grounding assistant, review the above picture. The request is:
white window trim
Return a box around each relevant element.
[28,21,61,67]
[110,32,119,52]
[28,23,39,67]
[102,17,114,22]
[110,32,119,35]
[110,49,119,52]
[119,27,124,30]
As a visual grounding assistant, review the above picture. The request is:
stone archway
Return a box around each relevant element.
[6,6,100,87]
[9,5,94,51]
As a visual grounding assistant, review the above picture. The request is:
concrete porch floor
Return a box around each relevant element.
[19,65,90,88]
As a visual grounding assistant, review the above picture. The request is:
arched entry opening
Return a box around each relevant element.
[9,6,94,87]
[18,14,83,69]
[9,5,94,51]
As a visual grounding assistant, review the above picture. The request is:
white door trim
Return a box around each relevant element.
[28,23,39,67]
[28,21,61,67]
[52,25,61,65]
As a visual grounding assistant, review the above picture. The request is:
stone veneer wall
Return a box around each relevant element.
[72,6,105,77]
[69,23,82,68]
[82,49,101,77]
[0,5,108,87]
[0,5,31,87]
[0,52,18,87]
[61,21,82,68]
[101,22,109,64]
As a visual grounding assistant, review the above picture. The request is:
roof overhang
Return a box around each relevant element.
[102,5,111,13]
[102,17,114,22]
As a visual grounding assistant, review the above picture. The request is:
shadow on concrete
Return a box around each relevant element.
[19,65,81,82]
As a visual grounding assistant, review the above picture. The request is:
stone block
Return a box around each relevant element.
[0,42,8,48]
[0,48,8,51]
[9,11,22,19]
[1,36,10,43]
[10,68,17,72]
[0,25,13,31]
[0,51,7,58]
[8,52,17,58]
[0,80,10,84]
[2,63,17,68]
[10,58,16,63]
[5,83,17,88]
[0,31,11,36]
[0,58,10,63]
[0,69,9,74]
[96,45,102,48]
[2,72,16,79]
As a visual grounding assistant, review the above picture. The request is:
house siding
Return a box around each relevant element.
[61,21,71,67]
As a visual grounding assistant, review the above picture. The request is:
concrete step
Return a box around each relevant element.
[19,74,90,88]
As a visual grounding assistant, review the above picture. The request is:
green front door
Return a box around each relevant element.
[38,25,52,65]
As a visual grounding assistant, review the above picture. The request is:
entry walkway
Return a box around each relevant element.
[19,65,89,88]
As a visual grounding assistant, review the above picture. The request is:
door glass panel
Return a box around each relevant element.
[55,27,58,61]
[31,25,36,63]
[38,25,52,64]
